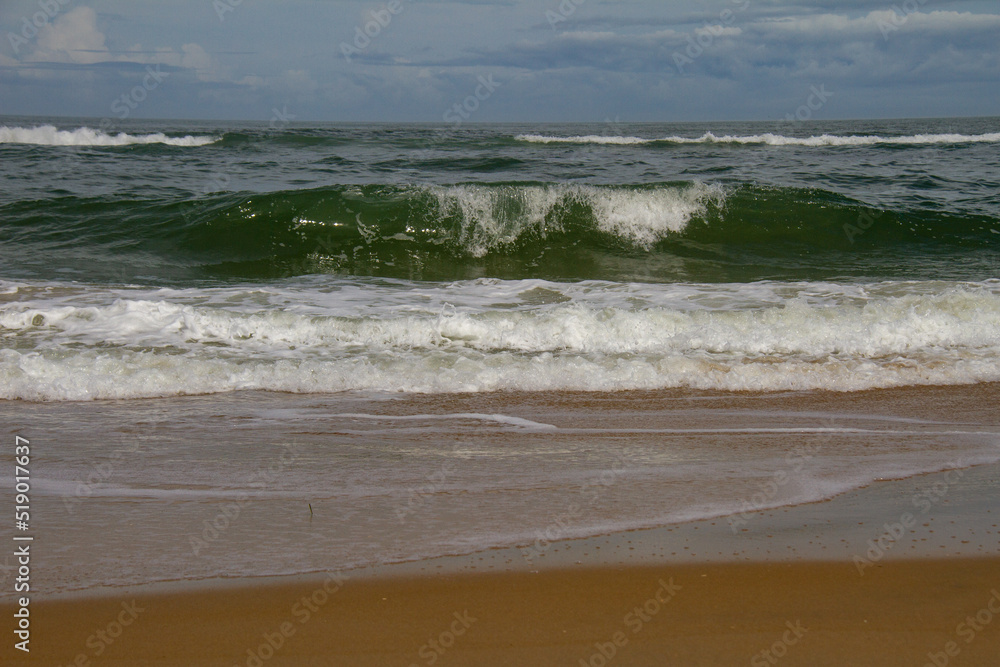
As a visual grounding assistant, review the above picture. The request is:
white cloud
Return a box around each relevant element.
[30,7,108,65]
[238,74,266,88]
[16,7,228,81]
[747,10,1000,42]
[180,43,211,72]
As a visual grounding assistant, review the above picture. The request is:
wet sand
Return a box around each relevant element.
[5,384,1000,596]
[4,461,1000,666]
[2,384,999,665]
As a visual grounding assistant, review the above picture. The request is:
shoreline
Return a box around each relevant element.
[32,459,1000,603]
[2,383,998,664]
[2,383,998,590]
[4,461,999,665]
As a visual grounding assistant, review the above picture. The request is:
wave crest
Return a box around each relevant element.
[0,125,219,147]
[430,182,724,254]
[515,131,1000,147]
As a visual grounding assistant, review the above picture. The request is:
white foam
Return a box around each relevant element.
[334,413,558,430]
[3,280,1000,400]
[516,134,653,145]
[0,125,218,147]
[26,478,296,500]
[515,131,1000,147]
[430,183,723,252]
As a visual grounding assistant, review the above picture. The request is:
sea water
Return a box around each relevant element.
[1,116,998,593]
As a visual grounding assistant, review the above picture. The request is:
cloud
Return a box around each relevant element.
[2,0,998,121]
[435,9,1000,88]
[30,7,108,65]
[755,9,1000,40]
[732,11,1000,83]
[9,6,245,86]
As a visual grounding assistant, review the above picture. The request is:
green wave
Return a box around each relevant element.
[1,182,997,284]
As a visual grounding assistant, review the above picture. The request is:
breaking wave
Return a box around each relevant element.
[2,279,1000,400]
[2,180,997,284]
[515,131,1000,147]
[0,125,219,147]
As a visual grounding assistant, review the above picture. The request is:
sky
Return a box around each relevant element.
[0,0,998,123]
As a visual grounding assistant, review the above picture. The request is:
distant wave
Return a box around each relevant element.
[0,125,219,147]
[515,131,1000,147]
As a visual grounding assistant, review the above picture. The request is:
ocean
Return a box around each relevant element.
[1,116,999,594]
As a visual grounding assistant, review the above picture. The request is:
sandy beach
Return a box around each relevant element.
[3,384,998,665]
[6,496,1000,667]
[6,557,999,667]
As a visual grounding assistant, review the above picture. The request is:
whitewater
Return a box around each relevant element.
[1,117,998,401]
[0,124,219,146]
[3,278,999,400]
[515,131,1000,146]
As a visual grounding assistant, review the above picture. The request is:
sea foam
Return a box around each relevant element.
[2,280,999,400]
[430,182,724,252]
[0,125,218,147]
[515,131,1000,146]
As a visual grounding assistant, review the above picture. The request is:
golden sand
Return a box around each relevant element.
[2,557,997,666]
